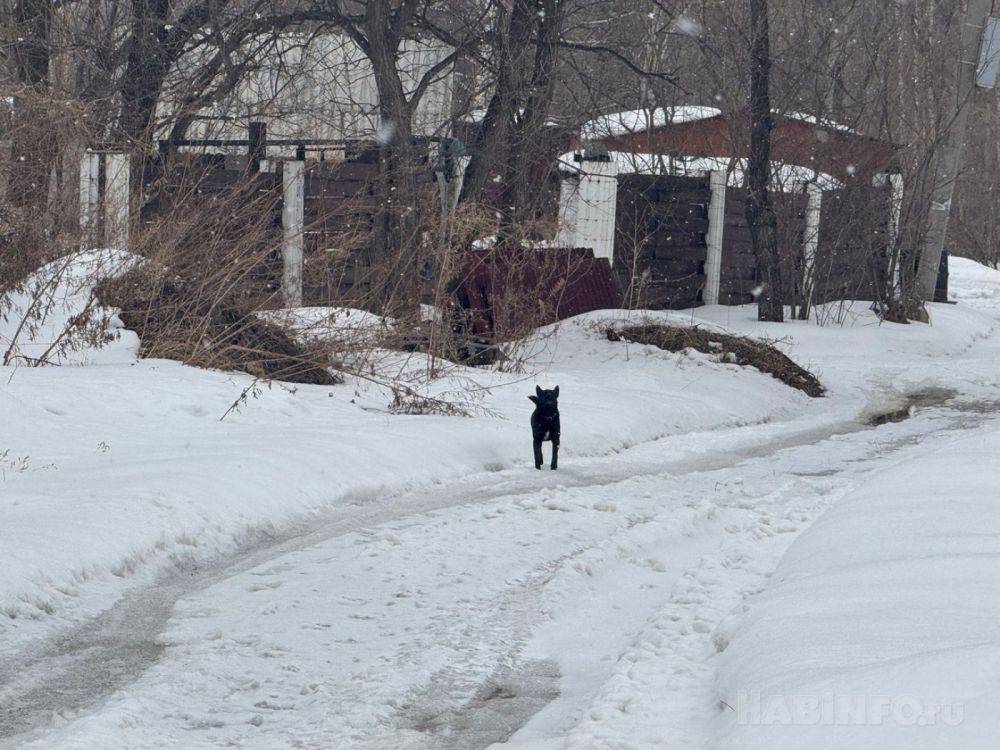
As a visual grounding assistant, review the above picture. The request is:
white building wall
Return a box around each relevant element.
[166,33,454,148]
[557,158,619,262]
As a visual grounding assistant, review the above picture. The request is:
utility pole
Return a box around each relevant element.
[915,0,994,302]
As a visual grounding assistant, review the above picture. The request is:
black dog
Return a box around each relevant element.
[529,385,560,470]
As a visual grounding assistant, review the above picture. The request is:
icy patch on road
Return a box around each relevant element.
[400,660,560,749]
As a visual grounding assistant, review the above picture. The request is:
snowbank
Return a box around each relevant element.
[3,252,1000,688]
[948,256,1000,309]
[711,428,1000,749]
[0,248,139,366]
[255,306,391,346]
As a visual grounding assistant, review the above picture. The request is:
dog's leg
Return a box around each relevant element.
[533,440,543,470]
[550,442,558,470]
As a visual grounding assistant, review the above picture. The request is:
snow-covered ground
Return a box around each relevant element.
[2,255,1000,748]
[711,429,1000,750]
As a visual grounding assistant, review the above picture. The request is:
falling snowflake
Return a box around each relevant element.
[671,16,703,38]
[377,121,396,145]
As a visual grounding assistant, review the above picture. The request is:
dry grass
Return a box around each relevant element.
[97,266,340,386]
[607,323,825,398]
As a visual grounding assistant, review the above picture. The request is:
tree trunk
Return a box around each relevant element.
[745,0,784,323]
[457,0,536,206]
[118,0,176,147]
[7,0,53,209]
[365,10,424,318]
[498,0,561,234]
[914,0,992,302]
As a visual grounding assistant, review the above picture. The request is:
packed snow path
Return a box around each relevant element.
[3,388,997,749]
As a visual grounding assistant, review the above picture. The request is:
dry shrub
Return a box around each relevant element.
[607,323,825,397]
[98,266,339,385]
[0,204,56,290]
[96,160,340,385]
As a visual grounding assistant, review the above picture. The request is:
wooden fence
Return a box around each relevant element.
[299,154,379,305]
[614,174,711,309]
[613,172,897,311]
[137,146,381,308]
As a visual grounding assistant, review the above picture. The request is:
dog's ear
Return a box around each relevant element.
[535,385,543,397]
[553,385,559,398]
[528,395,539,404]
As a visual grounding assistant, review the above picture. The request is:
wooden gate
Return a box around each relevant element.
[614,174,710,309]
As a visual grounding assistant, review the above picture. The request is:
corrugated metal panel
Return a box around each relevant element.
[457,246,621,337]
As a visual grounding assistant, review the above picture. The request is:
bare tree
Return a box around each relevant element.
[914,0,993,304]
[744,0,783,321]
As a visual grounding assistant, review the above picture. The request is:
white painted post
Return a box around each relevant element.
[281,159,305,308]
[104,153,131,250]
[79,151,100,248]
[575,158,619,262]
[703,170,727,305]
[555,171,581,248]
[801,182,823,310]
[874,172,905,292]
[450,155,470,211]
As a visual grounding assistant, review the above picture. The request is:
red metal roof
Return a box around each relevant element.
[577,111,900,182]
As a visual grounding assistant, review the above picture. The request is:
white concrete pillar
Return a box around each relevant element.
[450,155,470,211]
[703,170,727,305]
[555,172,581,248]
[874,172,905,291]
[801,182,823,307]
[79,151,100,247]
[104,153,131,250]
[281,160,305,307]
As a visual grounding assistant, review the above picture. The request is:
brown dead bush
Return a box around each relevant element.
[97,265,340,385]
[607,323,825,398]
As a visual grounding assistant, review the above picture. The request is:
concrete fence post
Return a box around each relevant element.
[281,159,305,307]
[104,153,131,250]
[874,172,905,292]
[801,182,823,309]
[703,170,727,305]
[79,151,101,248]
[555,173,580,248]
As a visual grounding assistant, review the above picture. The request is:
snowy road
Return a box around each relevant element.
[4,389,996,749]
[4,257,1000,749]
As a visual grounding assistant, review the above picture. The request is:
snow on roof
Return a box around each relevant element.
[458,108,563,128]
[580,106,722,139]
[582,106,859,140]
[778,110,857,134]
[558,151,842,191]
